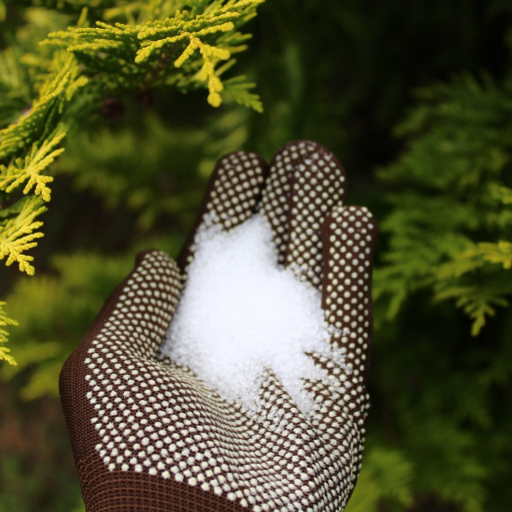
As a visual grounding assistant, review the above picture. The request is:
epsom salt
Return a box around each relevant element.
[161,214,342,414]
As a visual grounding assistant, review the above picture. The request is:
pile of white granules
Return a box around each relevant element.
[161,214,343,414]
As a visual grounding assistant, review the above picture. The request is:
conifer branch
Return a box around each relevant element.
[0,301,17,366]
[45,0,263,106]
[0,196,46,275]
[0,0,263,279]
[435,284,509,336]
[476,241,512,269]
[376,73,512,334]
[0,54,83,161]
[1,126,67,201]
[222,75,262,112]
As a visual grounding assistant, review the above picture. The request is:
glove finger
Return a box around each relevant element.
[301,206,376,474]
[259,142,297,264]
[177,152,268,273]
[260,140,346,284]
[321,205,378,381]
[285,141,346,287]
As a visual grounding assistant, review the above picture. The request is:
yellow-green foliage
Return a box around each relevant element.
[0,50,85,274]
[0,301,18,365]
[46,0,264,110]
[375,74,512,335]
[0,196,46,275]
[0,0,263,357]
[344,447,413,512]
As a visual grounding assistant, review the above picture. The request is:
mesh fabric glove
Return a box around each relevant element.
[60,140,377,512]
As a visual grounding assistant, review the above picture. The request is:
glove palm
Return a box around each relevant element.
[60,141,377,512]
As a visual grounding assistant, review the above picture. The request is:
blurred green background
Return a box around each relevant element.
[1,1,512,511]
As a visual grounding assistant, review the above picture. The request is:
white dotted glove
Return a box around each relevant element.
[60,140,377,512]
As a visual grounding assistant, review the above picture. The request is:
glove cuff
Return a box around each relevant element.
[77,451,247,512]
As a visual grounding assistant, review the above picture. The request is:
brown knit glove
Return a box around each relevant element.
[60,140,377,512]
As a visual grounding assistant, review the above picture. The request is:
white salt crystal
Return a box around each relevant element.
[161,213,343,414]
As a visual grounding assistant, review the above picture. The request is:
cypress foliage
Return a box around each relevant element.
[375,73,512,335]
[0,0,263,362]
[368,51,512,512]
[0,301,17,365]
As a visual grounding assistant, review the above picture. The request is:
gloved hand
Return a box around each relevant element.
[60,140,377,512]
